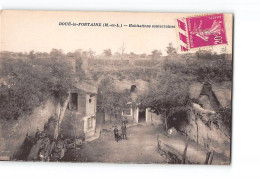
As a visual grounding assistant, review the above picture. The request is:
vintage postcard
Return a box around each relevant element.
[0,10,233,164]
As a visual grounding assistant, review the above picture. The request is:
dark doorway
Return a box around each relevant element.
[69,93,78,110]
[130,85,136,92]
[138,108,146,123]
[168,112,188,131]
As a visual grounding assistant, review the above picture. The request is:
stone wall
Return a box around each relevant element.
[146,109,162,125]
[88,59,130,66]
[86,94,96,116]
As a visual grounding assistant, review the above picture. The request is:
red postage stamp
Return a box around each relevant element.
[177,14,227,51]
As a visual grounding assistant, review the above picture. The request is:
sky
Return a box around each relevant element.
[0,10,233,55]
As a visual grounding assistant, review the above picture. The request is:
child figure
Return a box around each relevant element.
[114,125,119,142]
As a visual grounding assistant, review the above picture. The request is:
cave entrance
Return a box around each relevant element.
[138,108,146,123]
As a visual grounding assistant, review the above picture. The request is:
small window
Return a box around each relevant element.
[89,99,92,103]
[88,118,93,129]
[122,108,132,116]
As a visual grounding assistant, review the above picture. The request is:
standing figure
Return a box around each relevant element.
[35,128,40,140]
[121,122,127,140]
[114,126,119,142]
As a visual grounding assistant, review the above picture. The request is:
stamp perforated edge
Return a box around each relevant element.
[175,13,229,52]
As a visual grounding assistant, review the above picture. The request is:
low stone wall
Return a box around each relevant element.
[158,133,230,165]
[88,59,130,66]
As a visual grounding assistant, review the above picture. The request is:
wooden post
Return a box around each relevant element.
[165,117,168,131]
[182,140,189,164]
[164,111,168,131]
[57,103,63,138]
[151,112,153,125]
[204,152,211,164]
[209,151,214,165]
[195,115,199,145]
[196,122,199,144]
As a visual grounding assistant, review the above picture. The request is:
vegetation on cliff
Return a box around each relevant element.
[0,51,76,120]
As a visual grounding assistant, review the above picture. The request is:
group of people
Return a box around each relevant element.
[114,122,127,142]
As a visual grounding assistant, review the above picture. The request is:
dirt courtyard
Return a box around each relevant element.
[62,124,166,163]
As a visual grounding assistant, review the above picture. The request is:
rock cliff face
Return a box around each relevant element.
[163,102,230,163]
[0,96,69,159]
[184,103,230,157]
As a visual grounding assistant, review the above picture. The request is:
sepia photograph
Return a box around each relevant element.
[0,10,233,165]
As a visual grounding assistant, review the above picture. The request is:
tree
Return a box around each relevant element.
[98,77,128,120]
[103,49,112,57]
[28,50,35,60]
[140,53,147,58]
[81,51,88,58]
[151,49,162,60]
[129,52,136,59]
[50,49,64,60]
[166,42,176,55]
[113,52,121,59]
[217,101,232,132]
[119,43,126,60]
[139,73,190,130]
[87,49,95,59]
[74,49,82,57]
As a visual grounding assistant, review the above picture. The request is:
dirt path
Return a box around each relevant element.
[63,124,166,163]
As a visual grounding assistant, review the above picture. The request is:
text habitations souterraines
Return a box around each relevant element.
[59,22,175,28]
[129,24,175,28]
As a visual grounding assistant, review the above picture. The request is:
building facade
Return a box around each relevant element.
[68,82,97,140]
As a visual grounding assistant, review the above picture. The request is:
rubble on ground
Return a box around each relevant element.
[23,129,83,161]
